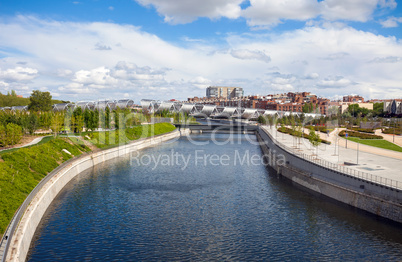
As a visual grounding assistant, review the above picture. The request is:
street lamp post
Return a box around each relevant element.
[393,119,395,143]
[357,141,359,165]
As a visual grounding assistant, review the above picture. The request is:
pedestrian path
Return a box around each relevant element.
[263,126,402,186]
[301,127,402,160]
[0,136,50,152]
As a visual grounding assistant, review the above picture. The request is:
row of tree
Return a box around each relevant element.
[0,107,149,147]
[0,90,66,108]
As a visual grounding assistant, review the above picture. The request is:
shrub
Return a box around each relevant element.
[351,127,374,134]
[339,130,382,139]
[382,128,401,135]
[0,123,23,147]
[305,125,333,134]
[278,126,331,144]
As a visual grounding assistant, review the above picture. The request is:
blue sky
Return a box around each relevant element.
[0,0,402,102]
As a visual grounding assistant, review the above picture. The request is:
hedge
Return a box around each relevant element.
[305,125,333,134]
[382,128,401,135]
[339,130,383,139]
[350,127,375,134]
[278,126,331,144]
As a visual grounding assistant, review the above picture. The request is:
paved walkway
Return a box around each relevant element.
[0,136,50,152]
[263,126,402,186]
[298,127,402,160]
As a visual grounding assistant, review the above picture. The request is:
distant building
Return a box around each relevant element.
[384,100,402,114]
[343,95,364,103]
[206,86,243,99]
[340,102,373,113]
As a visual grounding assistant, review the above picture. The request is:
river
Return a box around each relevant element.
[28,133,402,261]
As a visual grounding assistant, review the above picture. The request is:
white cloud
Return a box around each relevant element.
[133,0,398,28]
[380,16,402,28]
[0,66,38,82]
[243,0,320,28]
[230,49,271,63]
[305,73,319,79]
[317,76,353,88]
[134,0,243,24]
[320,0,379,22]
[190,76,212,89]
[369,56,402,63]
[0,16,402,100]
[322,52,349,60]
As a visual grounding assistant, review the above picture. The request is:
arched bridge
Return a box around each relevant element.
[141,99,322,119]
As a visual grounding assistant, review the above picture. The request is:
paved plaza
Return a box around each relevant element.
[262,126,402,185]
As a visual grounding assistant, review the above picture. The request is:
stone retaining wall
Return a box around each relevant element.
[257,127,402,223]
[6,130,186,262]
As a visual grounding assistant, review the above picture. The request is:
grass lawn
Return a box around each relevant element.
[347,137,402,152]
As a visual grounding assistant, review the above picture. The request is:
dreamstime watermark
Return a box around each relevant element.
[130,149,286,170]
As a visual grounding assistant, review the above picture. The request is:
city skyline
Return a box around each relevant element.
[0,0,402,101]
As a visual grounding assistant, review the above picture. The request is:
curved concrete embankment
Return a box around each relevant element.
[5,129,187,262]
[257,127,402,224]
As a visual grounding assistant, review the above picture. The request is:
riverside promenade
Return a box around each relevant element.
[263,126,402,187]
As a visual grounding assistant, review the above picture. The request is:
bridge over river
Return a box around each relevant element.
[141,99,322,119]
[174,122,259,133]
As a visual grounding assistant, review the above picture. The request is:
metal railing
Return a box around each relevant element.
[261,126,401,190]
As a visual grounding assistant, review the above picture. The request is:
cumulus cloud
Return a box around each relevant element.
[0,67,38,82]
[317,76,353,88]
[230,49,271,63]
[0,16,402,100]
[243,0,320,28]
[380,16,402,28]
[305,72,319,79]
[135,0,397,28]
[134,0,243,24]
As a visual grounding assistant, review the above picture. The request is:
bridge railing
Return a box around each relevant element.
[260,126,402,190]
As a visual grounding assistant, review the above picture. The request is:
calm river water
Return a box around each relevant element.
[28,133,402,261]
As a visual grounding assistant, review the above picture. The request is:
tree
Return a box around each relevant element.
[83,109,92,131]
[257,115,267,125]
[373,102,384,116]
[302,102,314,113]
[105,107,110,129]
[6,123,23,145]
[27,113,38,135]
[51,112,65,137]
[72,107,84,133]
[39,111,53,129]
[114,108,121,129]
[309,127,321,156]
[0,125,6,146]
[28,90,52,111]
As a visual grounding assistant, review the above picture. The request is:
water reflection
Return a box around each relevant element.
[28,134,402,261]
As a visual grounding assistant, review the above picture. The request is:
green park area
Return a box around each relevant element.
[0,122,176,237]
[0,90,181,237]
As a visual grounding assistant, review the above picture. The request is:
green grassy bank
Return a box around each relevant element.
[0,123,176,236]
